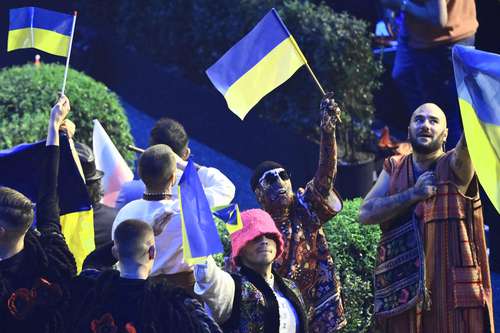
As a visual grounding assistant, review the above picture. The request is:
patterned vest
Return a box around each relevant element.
[221,265,308,333]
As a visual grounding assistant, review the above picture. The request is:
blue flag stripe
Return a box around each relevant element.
[453,46,500,126]
[206,9,290,95]
[9,7,73,36]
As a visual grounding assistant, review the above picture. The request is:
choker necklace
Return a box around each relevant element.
[143,192,172,201]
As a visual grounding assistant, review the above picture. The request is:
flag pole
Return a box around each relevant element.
[61,11,77,96]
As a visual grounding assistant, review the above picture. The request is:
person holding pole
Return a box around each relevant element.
[250,95,346,332]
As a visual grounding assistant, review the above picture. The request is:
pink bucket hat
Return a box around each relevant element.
[230,209,284,264]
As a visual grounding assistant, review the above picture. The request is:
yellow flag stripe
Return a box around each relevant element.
[459,98,500,213]
[223,36,305,120]
[60,209,95,272]
[8,27,70,57]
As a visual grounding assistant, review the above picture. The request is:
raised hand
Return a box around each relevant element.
[50,95,71,130]
[319,92,341,133]
[412,171,437,201]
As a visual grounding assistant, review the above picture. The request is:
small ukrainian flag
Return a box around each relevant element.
[206,8,307,120]
[8,7,74,57]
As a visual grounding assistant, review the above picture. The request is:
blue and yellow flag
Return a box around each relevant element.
[178,160,224,264]
[8,7,74,57]
[206,8,307,120]
[0,136,95,271]
[452,45,500,213]
[213,203,243,235]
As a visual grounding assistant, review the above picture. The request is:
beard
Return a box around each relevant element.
[410,131,446,154]
[411,138,442,154]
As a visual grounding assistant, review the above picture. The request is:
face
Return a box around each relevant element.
[408,104,448,154]
[240,234,277,266]
[255,168,294,210]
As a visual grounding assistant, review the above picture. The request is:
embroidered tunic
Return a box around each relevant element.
[273,179,346,332]
[378,151,494,333]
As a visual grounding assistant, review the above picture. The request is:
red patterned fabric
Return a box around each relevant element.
[378,151,494,333]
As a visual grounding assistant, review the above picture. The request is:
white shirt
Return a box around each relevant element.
[194,257,299,332]
[112,167,235,275]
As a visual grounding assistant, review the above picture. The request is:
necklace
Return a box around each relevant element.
[143,192,172,201]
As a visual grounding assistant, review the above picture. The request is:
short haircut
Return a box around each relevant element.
[0,187,34,235]
[114,219,154,261]
[250,161,285,191]
[149,117,189,157]
[138,144,176,189]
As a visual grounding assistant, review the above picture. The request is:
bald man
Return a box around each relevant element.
[360,103,493,332]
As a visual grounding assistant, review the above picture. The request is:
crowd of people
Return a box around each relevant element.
[0,89,493,333]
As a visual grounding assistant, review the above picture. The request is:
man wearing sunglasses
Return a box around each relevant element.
[250,94,345,332]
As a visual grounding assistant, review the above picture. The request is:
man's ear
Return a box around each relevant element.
[182,147,191,161]
[111,244,119,261]
[148,245,155,260]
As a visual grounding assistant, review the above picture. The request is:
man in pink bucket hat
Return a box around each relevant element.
[194,208,308,333]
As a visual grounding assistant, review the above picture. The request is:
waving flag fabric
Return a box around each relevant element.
[0,136,94,270]
[213,203,243,234]
[178,160,224,264]
[452,45,500,213]
[8,7,74,57]
[206,8,307,120]
[93,119,134,207]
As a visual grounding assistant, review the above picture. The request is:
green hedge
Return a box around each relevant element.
[215,199,380,333]
[76,0,382,158]
[0,63,134,164]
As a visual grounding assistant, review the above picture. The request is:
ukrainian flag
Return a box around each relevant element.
[206,8,307,120]
[213,203,243,235]
[0,136,95,271]
[8,7,74,57]
[452,45,500,213]
[178,160,224,265]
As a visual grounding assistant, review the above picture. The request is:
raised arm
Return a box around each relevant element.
[359,169,436,225]
[381,0,448,27]
[37,96,70,234]
[450,134,474,188]
[313,93,341,197]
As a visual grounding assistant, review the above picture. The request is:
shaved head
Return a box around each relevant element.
[411,103,447,127]
[138,144,176,190]
[114,219,155,263]
[408,103,448,154]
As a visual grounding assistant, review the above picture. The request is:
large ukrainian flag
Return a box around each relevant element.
[8,7,74,57]
[0,136,95,271]
[452,45,500,213]
[206,8,307,120]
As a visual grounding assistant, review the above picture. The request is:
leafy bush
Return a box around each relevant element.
[323,198,381,332]
[214,199,381,332]
[0,63,134,163]
[76,0,383,160]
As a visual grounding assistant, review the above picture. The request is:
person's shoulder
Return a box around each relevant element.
[383,152,412,174]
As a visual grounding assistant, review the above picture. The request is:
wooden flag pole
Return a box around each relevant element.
[61,11,77,96]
